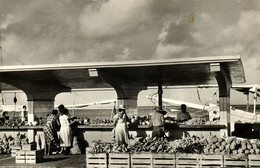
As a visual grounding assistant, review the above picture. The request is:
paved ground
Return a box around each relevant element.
[0,154,86,168]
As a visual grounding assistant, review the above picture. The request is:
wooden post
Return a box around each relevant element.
[158,81,163,110]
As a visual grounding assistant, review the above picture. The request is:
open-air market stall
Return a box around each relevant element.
[0,56,246,138]
[2,56,259,167]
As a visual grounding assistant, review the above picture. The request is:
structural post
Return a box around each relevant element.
[158,81,163,110]
[98,69,147,116]
[27,100,55,124]
[116,88,144,116]
[211,63,232,136]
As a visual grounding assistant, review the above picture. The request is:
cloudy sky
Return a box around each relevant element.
[1,0,260,106]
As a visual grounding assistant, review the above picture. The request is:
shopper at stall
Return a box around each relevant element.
[43,109,59,155]
[177,104,192,122]
[150,107,165,138]
[113,105,130,146]
[59,106,74,155]
[20,105,27,122]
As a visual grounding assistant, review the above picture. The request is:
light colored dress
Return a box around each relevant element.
[59,114,71,147]
[114,114,129,145]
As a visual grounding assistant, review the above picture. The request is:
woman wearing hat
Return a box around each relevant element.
[113,105,130,146]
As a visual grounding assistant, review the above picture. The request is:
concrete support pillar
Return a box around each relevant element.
[116,89,143,116]
[219,97,230,137]
[211,63,231,136]
[27,100,55,124]
[26,99,56,143]
[98,69,147,116]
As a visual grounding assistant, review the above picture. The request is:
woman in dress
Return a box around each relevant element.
[59,106,74,155]
[113,105,130,146]
[43,109,58,155]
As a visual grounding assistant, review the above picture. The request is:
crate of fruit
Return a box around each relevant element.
[86,153,108,168]
[25,150,44,164]
[200,154,223,168]
[15,150,26,164]
[223,155,247,167]
[176,153,200,168]
[153,153,176,168]
[108,153,130,168]
[131,153,153,168]
[248,154,260,167]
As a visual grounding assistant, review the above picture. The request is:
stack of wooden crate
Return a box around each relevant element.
[15,143,44,164]
[85,150,260,168]
[10,146,21,157]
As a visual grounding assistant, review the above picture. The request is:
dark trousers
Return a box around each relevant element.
[152,126,164,138]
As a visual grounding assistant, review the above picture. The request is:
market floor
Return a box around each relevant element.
[0,154,86,168]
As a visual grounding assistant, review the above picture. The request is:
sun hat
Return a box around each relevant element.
[154,106,165,111]
[118,105,126,110]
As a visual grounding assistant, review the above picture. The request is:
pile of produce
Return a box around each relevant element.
[1,118,26,128]
[0,133,28,154]
[0,134,12,154]
[90,140,128,153]
[168,136,204,153]
[89,135,260,156]
[89,136,204,154]
[179,118,207,125]
[89,118,114,126]
[129,115,150,127]
[164,116,177,124]
[129,137,171,153]
[178,118,220,125]
[202,135,260,155]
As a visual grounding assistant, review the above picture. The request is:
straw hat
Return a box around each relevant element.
[154,106,165,112]
[118,105,126,110]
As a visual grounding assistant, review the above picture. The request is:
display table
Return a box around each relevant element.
[0,124,226,147]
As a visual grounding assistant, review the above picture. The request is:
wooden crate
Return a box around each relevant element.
[176,153,200,168]
[248,155,260,168]
[108,153,130,168]
[200,154,223,168]
[15,150,26,164]
[131,153,153,168]
[22,143,36,151]
[25,150,44,164]
[223,155,247,167]
[153,153,176,168]
[86,153,108,168]
[11,146,21,157]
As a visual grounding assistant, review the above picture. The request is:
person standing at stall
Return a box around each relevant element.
[59,106,74,155]
[20,105,27,123]
[113,105,130,147]
[150,107,165,139]
[43,109,59,155]
[177,104,192,122]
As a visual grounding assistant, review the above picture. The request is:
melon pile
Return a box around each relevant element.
[202,135,260,155]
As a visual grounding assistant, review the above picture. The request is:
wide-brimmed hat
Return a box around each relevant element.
[154,106,164,111]
[118,105,126,110]
[155,107,167,114]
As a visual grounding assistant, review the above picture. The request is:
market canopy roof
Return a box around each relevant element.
[0,55,245,91]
